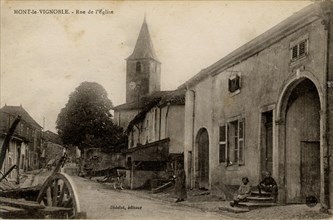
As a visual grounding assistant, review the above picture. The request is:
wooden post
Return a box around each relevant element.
[16,145,21,184]
[130,162,134,190]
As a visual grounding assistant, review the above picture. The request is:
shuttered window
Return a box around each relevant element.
[290,39,308,61]
[219,118,245,165]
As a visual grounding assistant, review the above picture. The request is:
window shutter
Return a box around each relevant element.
[219,125,227,163]
[238,118,245,165]
[299,40,307,57]
[291,45,298,60]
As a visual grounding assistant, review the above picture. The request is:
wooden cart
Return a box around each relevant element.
[0,116,85,219]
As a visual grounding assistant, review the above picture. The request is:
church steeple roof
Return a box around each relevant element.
[127,17,159,62]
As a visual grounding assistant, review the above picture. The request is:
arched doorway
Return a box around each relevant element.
[196,128,209,189]
[280,78,321,204]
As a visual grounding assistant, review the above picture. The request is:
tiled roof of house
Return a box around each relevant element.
[124,89,185,133]
[0,105,42,128]
[42,130,62,145]
[113,89,185,111]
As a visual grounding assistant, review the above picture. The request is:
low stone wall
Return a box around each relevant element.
[82,149,126,173]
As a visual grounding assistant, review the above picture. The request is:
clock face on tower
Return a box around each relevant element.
[129,81,136,90]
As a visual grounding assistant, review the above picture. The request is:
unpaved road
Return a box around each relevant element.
[71,176,231,220]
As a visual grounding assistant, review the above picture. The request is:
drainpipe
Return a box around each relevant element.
[165,102,171,138]
[188,88,196,189]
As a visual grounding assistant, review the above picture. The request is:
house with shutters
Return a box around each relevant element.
[179,1,333,211]
[113,18,185,189]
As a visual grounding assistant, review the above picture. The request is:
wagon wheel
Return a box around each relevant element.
[37,173,81,219]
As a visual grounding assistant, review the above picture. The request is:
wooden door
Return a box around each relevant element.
[301,141,320,202]
[265,122,273,174]
[261,111,273,175]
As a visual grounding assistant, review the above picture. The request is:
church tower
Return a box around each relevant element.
[126,18,161,103]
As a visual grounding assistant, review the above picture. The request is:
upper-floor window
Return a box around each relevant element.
[228,74,241,93]
[219,118,245,165]
[290,38,308,62]
[136,61,142,73]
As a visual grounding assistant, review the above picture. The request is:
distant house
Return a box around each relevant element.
[0,105,42,181]
[113,18,185,189]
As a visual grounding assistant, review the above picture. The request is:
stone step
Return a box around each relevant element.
[251,190,272,197]
[247,196,275,203]
[236,202,277,210]
[219,206,250,213]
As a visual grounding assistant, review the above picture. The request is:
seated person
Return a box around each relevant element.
[230,177,251,207]
[258,171,278,200]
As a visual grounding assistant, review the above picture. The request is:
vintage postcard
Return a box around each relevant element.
[1,0,333,219]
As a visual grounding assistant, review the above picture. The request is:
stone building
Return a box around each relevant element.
[113,18,185,189]
[0,105,42,181]
[180,1,333,211]
[124,90,185,189]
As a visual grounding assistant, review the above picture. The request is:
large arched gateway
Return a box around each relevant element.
[195,128,209,189]
[277,77,323,204]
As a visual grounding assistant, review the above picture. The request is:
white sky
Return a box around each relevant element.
[0,1,312,132]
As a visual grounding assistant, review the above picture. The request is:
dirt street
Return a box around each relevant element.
[71,176,231,220]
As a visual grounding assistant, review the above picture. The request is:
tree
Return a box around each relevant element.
[56,82,127,151]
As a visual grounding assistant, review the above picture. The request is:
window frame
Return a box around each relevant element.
[228,73,241,94]
[219,117,245,166]
[290,35,309,62]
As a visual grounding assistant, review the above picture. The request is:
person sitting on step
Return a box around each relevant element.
[257,171,278,201]
[230,177,251,207]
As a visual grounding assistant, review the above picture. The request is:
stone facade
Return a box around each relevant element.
[180,2,333,211]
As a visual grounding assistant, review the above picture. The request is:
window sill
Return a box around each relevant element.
[289,55,308,68]
[226,164,240,171]
[219,162,245,170]
[229,89,240,97]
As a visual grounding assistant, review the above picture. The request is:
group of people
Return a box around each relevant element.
[230,171,278,207]
[173,162,277,205]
